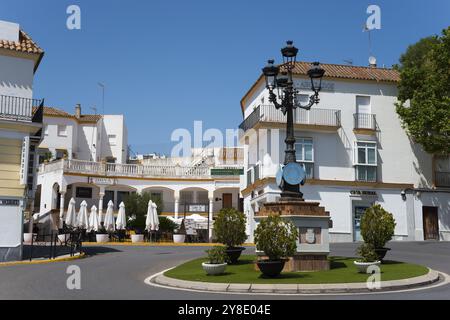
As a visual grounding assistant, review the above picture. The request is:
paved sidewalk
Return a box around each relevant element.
[149,269,442,295]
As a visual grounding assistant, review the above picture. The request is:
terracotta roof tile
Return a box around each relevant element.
[0,30,43,55]
[32,106,102,123]
[287,61,400,82]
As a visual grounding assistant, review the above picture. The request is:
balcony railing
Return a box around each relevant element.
[39,159,243,179]
[0,94,44,122]
[435,171,450,188]
[354,113,376,130]
[239,105,341,132]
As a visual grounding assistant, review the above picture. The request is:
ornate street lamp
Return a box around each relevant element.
[262,41,325,199]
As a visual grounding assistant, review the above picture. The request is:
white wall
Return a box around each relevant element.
[0,55,34,98]
[241,76,433,187]
[101,115,127,163]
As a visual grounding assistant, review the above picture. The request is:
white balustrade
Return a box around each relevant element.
[40,159,237,179]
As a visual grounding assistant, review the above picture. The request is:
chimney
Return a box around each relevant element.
[75,104,81,119]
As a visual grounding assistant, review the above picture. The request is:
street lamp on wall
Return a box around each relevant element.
[262,41,325,199]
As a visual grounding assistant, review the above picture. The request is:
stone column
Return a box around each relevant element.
[59,191,66,229]
[208,192,214,242]
[98,187,105,223]
[193,190,198,204]
[174,190,180,220]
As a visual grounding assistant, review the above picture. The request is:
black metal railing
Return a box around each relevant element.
[435,171,450,187]
[0,94,43,122]
[239,105,341,132]
[354,113,377,130]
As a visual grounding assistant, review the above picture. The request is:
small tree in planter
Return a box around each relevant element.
[354,243,380,273]
[124,192,163,240]
[360,204,396,261]
[213,208,248,264]
[202,246,228,275]
[96,225,109,243]
[173,219,187,243]
[254,215,298,277]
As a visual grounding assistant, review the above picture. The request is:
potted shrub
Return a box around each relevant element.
[96,226,109,243]
[254,215,298,277]
[360,204,396,261]
[213,208,247,264]
[58,224,71,244]
[173,219,186,243]
[202,246,227,275]
[354,243,381,273]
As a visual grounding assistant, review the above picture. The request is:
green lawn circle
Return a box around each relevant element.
[164,255,429,284]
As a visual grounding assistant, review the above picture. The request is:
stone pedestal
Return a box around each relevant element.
[255,198,332,272]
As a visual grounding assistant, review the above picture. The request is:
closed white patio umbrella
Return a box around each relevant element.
[145,200,155,232]
[116,202,127,230]
[88,205,99,232]
[104,200,115,232]
[77,200,89,229]
[151,201,159,231]
[65,198,77,228]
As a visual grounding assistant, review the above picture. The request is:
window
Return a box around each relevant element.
[295,138,314,179]
[57,125,67,137]
[354,141,377,182]
[76,187,92,199]
[108,134,117,146]
[356,96,371,114]
[150,192,162,202]
[44,125,49,136]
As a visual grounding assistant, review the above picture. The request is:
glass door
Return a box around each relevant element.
[354,206,369,241]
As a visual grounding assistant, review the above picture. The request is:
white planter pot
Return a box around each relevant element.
[202,262,227,275]
[173,234,186,243]
[96,234,109,243]
[58,234,70,243]
[131,234,145,243]
[354,260,381,273]
[23,233,36,244]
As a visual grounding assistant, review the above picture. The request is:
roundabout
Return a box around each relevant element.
[146,255,446,295]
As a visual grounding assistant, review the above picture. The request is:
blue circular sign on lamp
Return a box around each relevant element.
[282,162,306,185]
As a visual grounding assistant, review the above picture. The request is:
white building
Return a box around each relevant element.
[35,105,244,229]
[38,104,128,164]
[239,61,450,242]
[0,20,44,261]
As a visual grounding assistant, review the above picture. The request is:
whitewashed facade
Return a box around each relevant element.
[0,20,44,261]
[239,62,450,242]
[36,106,244,228]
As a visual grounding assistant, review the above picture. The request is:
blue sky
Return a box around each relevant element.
[1,0,449,155]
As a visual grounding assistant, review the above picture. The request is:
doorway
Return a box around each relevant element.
[423,206,439,240]
[354,206,370,241]
[222,193,233,209]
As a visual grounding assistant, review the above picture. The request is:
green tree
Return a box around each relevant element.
[360,204,396,249]
[124,192,163,232]
[213,208,247,248]
[254,215,298,261]
[395,27,450,154]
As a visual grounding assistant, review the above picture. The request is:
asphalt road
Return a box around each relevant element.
[0,242,449,300]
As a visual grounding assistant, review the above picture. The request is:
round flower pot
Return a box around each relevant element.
[173,234,186,243]
[374,248,391,261]
[202,262,227,276]
[131,234,144,243]
[96,234,109,243]
[225,247,245,264]
[58,234,70,243]
[257,260,285,278]
[23,233,36,244]
[353,261,381,273]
